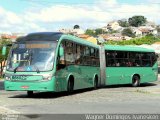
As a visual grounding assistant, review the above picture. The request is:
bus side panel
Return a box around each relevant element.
[55,65,100,91]
[55,69,68,92]
[106,67,158,86]
[140,65,158,83]
[56,65,87,91]
[79,66,100,88]
[106,67,119,85]
[150,63,158,82]
[106,67,133,85]
[123,68,154,84]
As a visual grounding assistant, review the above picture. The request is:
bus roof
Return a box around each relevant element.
[104,45,155,52]
[17,32,99,48]
[17,32,63,42]
[60,34,99,48]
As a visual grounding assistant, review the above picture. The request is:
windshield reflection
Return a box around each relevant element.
[7,42,56,72]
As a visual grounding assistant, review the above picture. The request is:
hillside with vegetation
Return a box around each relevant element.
[84,15,160,45]
[105,35,160,45]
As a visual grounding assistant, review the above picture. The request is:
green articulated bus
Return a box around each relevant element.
[4,32,100,96]
[103,45,158,87]
[2,32,158,96]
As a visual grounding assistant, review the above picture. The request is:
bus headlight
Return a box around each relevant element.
[42,74,52,81]
[5,75,11,81]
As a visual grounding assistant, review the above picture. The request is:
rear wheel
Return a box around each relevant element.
[132,75,140,87]
[27,91,33,97]
[94,77,98,89]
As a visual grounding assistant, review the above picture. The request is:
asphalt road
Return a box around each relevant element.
[0,79,160,120]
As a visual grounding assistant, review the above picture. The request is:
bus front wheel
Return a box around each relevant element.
[132,75,140,87]
[67,78,74,94]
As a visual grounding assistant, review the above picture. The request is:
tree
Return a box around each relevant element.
[73,25,80,29]
[128,15,147,27]
[95,28,104,35]
[118,19,129,27]
[85,29,96,36]
[85,28,105,36]
[0,38,12,76]
[0,38,12,61]
[122,28,135,37]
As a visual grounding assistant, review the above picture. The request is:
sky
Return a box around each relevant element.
[0,0,160,33]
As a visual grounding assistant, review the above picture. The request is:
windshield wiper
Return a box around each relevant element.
[34,65,40,73]
[14,66,19,73]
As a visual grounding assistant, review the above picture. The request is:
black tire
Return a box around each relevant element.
[94,77,98,89]
[132,75,140,87]
[27,91,33,97]
[67,80,74,94]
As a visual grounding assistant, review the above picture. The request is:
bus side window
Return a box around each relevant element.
[141,53,152,67]
[59,43,65,64]
[75,44,81,65]
[57,42,66,70]
[79,46,85,65]
[90,48,96,66]
[151,53,157,66]
[65,42,75,65]
[106,51,115,67]
[83,47,91,65]
[129,52,141,67]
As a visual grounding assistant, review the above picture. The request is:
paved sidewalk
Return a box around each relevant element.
[136,76,160,94]
[0,80,18,114]
[0,106,19,114]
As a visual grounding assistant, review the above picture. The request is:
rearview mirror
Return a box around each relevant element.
[2,46,7,56]
[59,45,64,57]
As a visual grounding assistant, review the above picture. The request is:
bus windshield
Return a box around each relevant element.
[7,41,57,72]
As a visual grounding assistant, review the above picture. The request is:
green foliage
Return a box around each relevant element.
[85,28,106,36]
[0,39,12,61]
[0,47,10,61]
[128,15,147,27]
[118,19,129,27]
[85,29,96,36]
[122,28,135,37]
[95,28,104,35]
[105,35,160,45]
[108,30,118,34]
[0,38,11,45]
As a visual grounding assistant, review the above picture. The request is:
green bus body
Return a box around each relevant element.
[104,45,158,86]
[4,32,100,92]
[4,32,158,95]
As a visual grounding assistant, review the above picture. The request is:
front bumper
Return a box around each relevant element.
[5,79,56,92]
